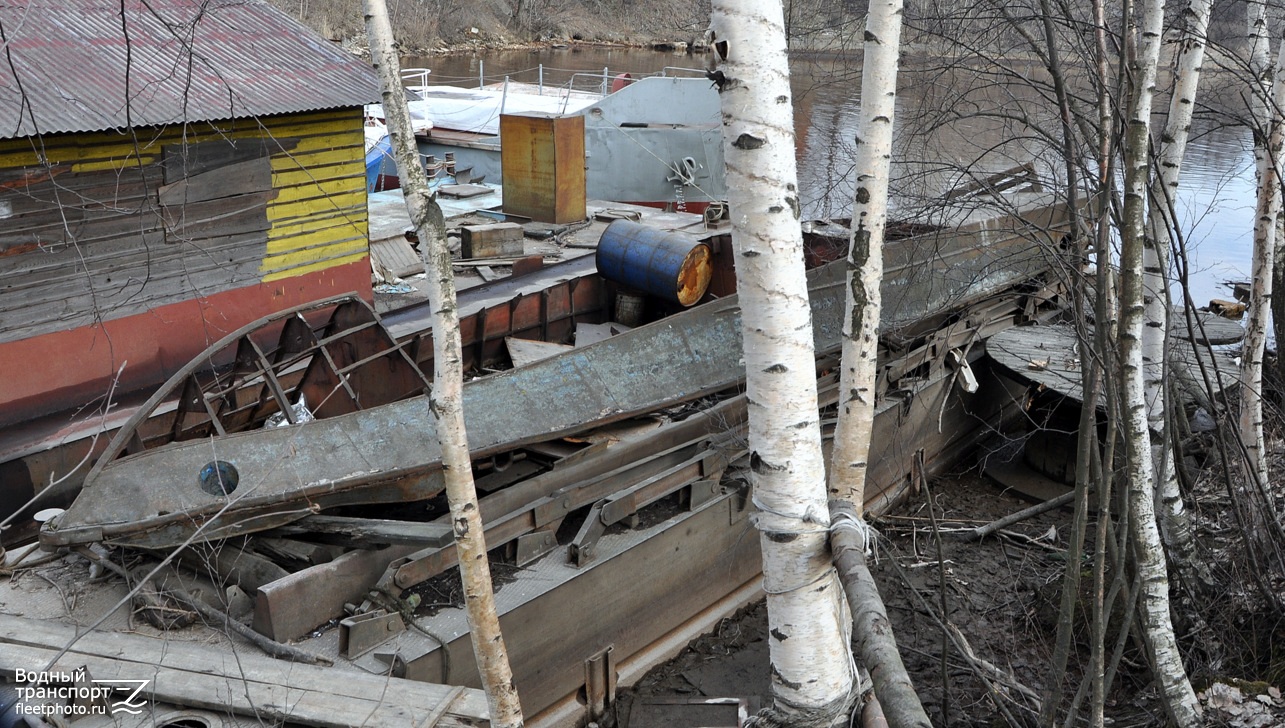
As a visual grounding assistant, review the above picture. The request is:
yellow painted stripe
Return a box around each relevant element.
[0,150,45,167]
[272,167,365,190]
[272,178,365,206]
[265,221,366,254]
[270,211,366,238]
[267,228,367,254]
[261,251,369,283]
[272,149,365,172]
[267,203,364,232]
[267,196,367,225]
[262,238,368,271]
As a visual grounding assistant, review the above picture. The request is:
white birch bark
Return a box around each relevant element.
[1240,39,1285,509]
[1120,0,1201,721]
[709,1,856,722]
[828,0,901,514]
[364,4,524,726]
[1248,0,1272,189]
[1145,0,1212,584]
[826,2,927,725]
[1091,5,1117,721]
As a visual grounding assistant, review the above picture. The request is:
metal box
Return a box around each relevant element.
[500,112,586,224]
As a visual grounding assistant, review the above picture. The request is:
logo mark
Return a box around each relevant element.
[91,679,151,714]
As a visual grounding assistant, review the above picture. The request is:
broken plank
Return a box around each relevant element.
[263,515,454,548]
[505,336,575,367]
[0,615,488,727]
[1171,308,1245,346]
[251,537,341,570]
[176,540,288,594]
[253,545,418,642]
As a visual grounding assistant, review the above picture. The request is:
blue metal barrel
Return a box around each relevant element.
[595,220,712,306]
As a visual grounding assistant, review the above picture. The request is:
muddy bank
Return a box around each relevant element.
[621,462,1285,726]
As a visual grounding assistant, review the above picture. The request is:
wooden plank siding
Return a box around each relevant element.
[0,108,370,425]
[0,107,368,345]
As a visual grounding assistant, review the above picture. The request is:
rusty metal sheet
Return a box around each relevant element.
[0,0,377,140]
[44,269,832,549]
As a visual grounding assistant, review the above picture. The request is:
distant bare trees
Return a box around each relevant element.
[854,0,1285,721]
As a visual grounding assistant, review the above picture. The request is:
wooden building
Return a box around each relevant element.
[0,0,378,428]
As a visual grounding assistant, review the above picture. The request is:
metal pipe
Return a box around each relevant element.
[601,66,609,95]
[479,60,484,89]
[538,64,543,95]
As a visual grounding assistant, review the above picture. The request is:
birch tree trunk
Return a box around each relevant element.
[827,0,901,512]
[709,1,857,723]
[1120,0,1201,721]
[364,4,523,726]
[823,2,927,725]
[1145,0,1212,587]
[1240,38,1285,518]
[1091,2,1122,721]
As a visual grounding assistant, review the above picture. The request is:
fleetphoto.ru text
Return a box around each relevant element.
[11,668,150,717]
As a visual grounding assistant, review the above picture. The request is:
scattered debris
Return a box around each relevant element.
[1208,298,1248,319]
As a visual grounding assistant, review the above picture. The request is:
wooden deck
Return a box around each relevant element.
[986,312,1244,405]
[0,614,488,727]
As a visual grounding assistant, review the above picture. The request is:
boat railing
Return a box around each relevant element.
[659,66,707,78]
[408,62,709,102]
[565,68,616,96]
[401,67,431,87]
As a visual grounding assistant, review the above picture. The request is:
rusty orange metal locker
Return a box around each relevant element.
[500,112,586,224]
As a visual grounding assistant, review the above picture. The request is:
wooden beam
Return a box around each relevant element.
[253,545,417,642]
[263,515,454,548]
[0,614,488,728]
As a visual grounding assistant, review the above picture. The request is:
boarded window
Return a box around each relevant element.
[157,139,278,244]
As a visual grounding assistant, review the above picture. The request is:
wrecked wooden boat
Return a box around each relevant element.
[17,189,1079,726]
[0,251,612,532]
[40,196,1075,552]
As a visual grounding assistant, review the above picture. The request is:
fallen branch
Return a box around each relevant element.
[73,547,195,630]
[963,491,1075,541]
[830,502,932,728]
[945,623,1042,710]
[157,577,332,666]
[884,542,1034,724]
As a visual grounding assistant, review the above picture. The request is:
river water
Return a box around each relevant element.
[412,47,1257,309]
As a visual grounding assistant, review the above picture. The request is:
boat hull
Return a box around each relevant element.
[42,197,1075,549]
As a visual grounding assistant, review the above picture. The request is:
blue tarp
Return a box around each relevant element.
[366,134,394,193]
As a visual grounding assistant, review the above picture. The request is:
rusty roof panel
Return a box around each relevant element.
[0,0,379,140]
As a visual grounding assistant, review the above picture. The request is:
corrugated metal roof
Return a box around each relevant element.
[0,0,379,139]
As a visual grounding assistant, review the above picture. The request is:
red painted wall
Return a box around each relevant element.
[0,259,371,428]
